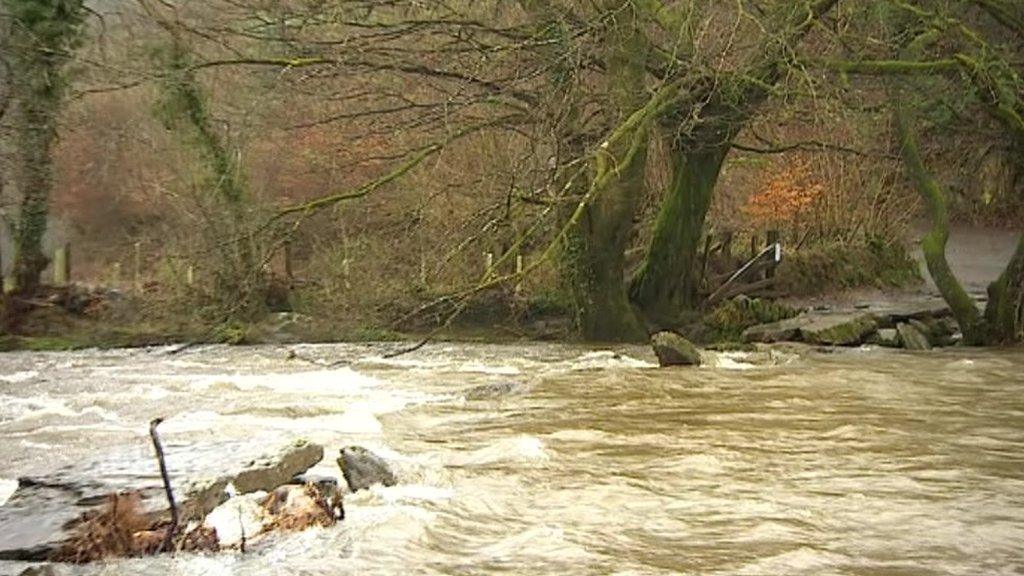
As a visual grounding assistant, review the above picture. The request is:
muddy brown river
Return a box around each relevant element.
[1,342,1023,575]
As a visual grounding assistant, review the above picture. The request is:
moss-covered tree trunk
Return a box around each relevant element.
[630,142,730,326]
[158,38,245,205]
[566,136,649,341]
[10,98,55,293]
[4,0,85,294]
[563,1,649,342]
[153,28,266,320]
[985,234,1024,344]
[894,99,987,344]
[626,1,839,327]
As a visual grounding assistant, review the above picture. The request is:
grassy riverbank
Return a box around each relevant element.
[0,243,922,353]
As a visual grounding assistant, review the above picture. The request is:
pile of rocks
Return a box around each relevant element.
[0,439,397,565]
[740,302,959,350]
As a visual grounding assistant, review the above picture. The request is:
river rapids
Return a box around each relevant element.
[1,342,1022,575]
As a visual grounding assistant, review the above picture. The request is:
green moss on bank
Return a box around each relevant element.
[775,241,921,296]
[703,297,801,342]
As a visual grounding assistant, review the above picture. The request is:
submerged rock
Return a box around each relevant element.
[651,331,702,367]
[464,381,527,400]
[897,322,933,350]
[338,447,397,492]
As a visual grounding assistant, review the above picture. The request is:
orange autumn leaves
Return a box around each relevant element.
[743,158,825,228]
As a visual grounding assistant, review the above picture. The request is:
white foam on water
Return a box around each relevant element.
[726,546,847,575]
[364,356,525,376]
[159,409,223,433]
[350,483,455,505]
[451,435,551,466]
[333,410,384,434]
[0,370,38,383]
[0,478,17,506]
[711,353,759,370]
[546,428,615,442]
[343,502,437,531]
[362,356,450,370]
[190,367,380,396]
[568,351,656,370]
[665,453,727,474]
[731,520,805,543]
[472,525,598,564]
[0,394,79,422]
[455,362,521,375]
[135,384,172,400]
[162,409,385,436]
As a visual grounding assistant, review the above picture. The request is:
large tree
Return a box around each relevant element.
[111,1,863,340]
[2,0,85,293]
[820,0,1024,344]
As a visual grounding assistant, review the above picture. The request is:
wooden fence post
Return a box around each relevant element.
[766,230,780,279]
[53,244,70,287]
[133,242,142,292]
[284,241,294,281]
[721,230,733,260]
[515,254,524,297]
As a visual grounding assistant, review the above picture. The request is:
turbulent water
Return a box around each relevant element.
[1,342,1023,575]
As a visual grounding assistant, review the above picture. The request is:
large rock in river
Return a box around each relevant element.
[897,322,933,350]
[650,331,702,367]
[0,438,324,561]
[337,446,397,492]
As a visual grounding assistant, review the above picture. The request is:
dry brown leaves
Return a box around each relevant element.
[743,158,824,228]
[53,492,219,564]
[261,483,341,533]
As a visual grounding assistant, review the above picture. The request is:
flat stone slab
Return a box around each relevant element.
[742,317,806,343]
[743,313,878,346]
[868,300,953,327]
[233,440,323,494]
[801,314,878,346]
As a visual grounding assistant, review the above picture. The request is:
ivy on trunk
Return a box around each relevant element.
[3,0,85,293]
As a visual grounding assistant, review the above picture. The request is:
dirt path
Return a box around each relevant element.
[909,225,1020,297]
[783,224,1020,315]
